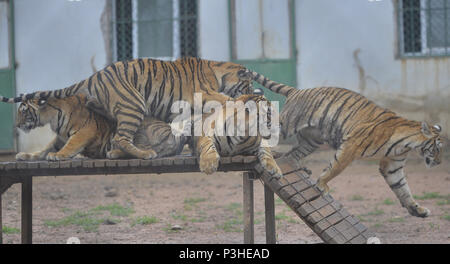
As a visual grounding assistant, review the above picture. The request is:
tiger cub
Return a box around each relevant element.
[2,57,253,160]
[15,94,187,161]
[239,69,443,218]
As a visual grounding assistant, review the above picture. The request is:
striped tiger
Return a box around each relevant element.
[2,57,253,160]
[194,94,281,178]
[15,94,187,161]
[239,69,443,218]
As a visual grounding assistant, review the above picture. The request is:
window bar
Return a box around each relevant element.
[410,2,416,55]
[445,0,448,55]
[426,0,431,56]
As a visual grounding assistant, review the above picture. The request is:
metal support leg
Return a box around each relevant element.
[243,171,254,244]
[21,176,32,244]
[264,184,276,244]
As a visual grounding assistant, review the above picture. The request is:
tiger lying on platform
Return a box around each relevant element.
[1,57,253,160]
[14,94,281,179]
[239,69,443,218]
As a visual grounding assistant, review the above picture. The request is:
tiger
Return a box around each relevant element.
[238,69,443,218]
[14,93,282,179]
[1,57,253,160]
[15,94,187,161]
[193,94,282,178]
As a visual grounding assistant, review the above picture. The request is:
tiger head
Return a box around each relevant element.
[16,98,50,133]
[234,93,279,142]
[214,64,254,97]
[419,122,443,168]
[16,96,84,133]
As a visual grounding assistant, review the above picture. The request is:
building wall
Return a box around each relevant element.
[14,0,107,152]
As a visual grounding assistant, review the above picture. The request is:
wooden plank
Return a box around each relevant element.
[94,160,106,168]
[231,156,244,163]
[59,161,72,169]
[183,157,197,165]
[116,160,129,167]
[150,159,162,166]
[264,184,276,244]
[105,160,117,167]
[71,160,83,168]
[21,176,32,244]
[17,162,28,170]
[48,161,60,169]
[242,172,254,244]
[38,161,49,169]
[128,159,141,167]
[162,158,175,166]
[5,162,16,171]
[243,156,257,163]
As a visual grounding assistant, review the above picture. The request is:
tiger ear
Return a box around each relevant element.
[37,99,47,107]
[433,124,442,133]
[421,122,433,138]
[237,69,252,81]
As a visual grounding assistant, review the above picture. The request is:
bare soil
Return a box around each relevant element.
[1,148,449,244]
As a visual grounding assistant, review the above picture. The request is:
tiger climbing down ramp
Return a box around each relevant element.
[254,155,378,244]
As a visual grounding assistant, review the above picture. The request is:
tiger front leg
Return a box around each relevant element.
[16,137,64,161]
[196,136,220,175]
[46,130,96,161]
[379,156,430,218]
[257,146,283,179]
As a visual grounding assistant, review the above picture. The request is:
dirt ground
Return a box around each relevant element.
[1,148,449,244]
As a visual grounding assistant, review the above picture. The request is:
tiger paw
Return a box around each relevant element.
[142,149,157,160]
[407,203,430,218]
[199,152,220,175]
[260,158,283,179]
[316,180,330,194]
[16,152,39,161]
[46,152,69,161]
[106,149,127,159]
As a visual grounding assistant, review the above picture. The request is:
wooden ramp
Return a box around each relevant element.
[255,156,377,244]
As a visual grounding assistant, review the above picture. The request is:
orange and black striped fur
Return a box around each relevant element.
[15,93,281,178]
[3,57,253,160]
[194,94,281,178]
[240,69,443,218]
[15,95,187,161]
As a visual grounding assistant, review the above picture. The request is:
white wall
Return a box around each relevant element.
[198,0,230,61]
[14,0,107,152]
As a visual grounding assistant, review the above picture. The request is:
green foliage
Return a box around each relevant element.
[2,225,20,234]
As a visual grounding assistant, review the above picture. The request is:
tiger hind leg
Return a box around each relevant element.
[379,156,430,218]
[285,127,323,173]
[316,142,355,194]
[111,109,157,160]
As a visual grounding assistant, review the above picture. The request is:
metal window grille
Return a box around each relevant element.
[398,0,450,57]
[112,0,197,61]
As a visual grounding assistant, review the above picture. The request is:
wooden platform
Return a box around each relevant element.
[0,155,376,244]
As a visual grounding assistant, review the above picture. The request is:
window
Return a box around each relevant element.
[397,0,450,57]
[113,0,197,61]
